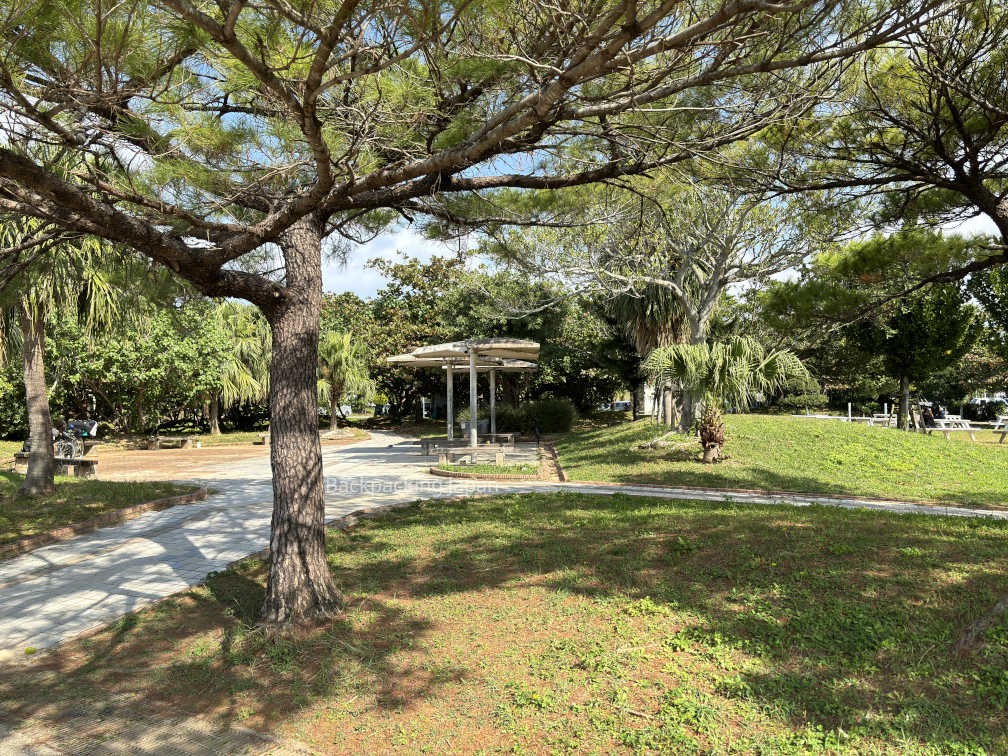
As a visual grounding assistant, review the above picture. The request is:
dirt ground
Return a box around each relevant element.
[91,437,363,482]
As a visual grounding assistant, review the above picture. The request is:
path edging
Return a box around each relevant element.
[428,466,541,481]
[0,487,209,560]
[561,477,1006,512]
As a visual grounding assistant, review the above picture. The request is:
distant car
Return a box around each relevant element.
[611,400,632,412]
[598,403,612,411]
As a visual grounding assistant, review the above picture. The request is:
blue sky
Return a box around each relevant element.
[322,228,465,298]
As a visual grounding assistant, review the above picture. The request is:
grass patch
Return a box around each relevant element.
[437,462,539,476]
[0,472,198,547]
[3,492,1006,754]
[0,441,22,460]
[555,415,1008,508]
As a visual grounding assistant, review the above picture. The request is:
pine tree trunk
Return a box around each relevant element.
[899,375,910,432]
[209,395,221,435]
[19,301,56,497]
[260,215,344,626]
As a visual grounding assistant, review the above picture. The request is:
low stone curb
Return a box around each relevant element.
[561,477,1008,513]
[0,487,209,560]
[544,443,567,482]
[428,466,541,481]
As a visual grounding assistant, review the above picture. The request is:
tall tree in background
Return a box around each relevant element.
[852,285,978,429]
[0,0,944,624]
[207,302,271,435]
[761,230,982,427]
[0,215,120,495]
[318,331,374,429]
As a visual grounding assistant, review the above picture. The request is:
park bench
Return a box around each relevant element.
[146,435,195,450]
[13,452,99,478]
[254,432,270,445]
[437,446,509,466]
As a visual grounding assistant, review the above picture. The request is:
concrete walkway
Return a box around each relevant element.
[2,430,1006,659]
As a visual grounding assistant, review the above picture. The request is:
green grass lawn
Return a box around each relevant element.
[0,472,198,547]
[3,492,1005,754]
[0,441,20,462]
[437,462,540,476]
[555,414,1008,508]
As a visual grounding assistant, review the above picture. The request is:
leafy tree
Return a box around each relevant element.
[318,331,374,429]
[760,230,982,428]
[766,0,1008,285]
[850,285,979,429]
[968,267,1008,363]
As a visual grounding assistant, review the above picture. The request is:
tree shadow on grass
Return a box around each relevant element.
[331,493,1008,748]
[1,491,1006,750]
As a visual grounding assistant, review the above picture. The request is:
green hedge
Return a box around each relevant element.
[455,398,577,434]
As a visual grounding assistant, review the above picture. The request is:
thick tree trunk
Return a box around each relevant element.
[19,301,56,497]
[329,392,339,430]
[209,394,221,435]
[899,375,910,432]
[260,215,344,626]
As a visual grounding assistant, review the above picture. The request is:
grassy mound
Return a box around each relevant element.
[555,415,1008,508]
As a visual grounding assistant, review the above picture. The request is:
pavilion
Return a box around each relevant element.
[386,338,540,447]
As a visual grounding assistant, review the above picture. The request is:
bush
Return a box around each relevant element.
[963,400,1008,422]
[525,398,577,433]
[455,398,577,435]
[778,392,829,413]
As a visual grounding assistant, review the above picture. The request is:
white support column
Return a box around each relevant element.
[489,369,497,436]
[446,364,454,440]
[469,349,478,448]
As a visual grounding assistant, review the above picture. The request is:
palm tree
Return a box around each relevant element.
[0,215,119,495]
[207,302,271,435]
[644,338,811,462]
[604,286,688,426]
[318,331,374,430]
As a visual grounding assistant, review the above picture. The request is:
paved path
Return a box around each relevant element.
[2,430,1006,659]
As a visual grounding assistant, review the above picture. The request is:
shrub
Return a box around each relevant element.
[778,392,829,413]
[455,398,577,435]
[964,400,1008,422]
[525,398,577,434]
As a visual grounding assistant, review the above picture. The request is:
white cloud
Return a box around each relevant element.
[942,214,1000,237]
[322,228,466,298]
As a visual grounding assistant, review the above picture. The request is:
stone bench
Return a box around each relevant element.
[147,435,195,450]
[14,452,99,478]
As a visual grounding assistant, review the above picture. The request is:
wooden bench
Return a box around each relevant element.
[437,446,509,466]
[14,452,99,478]
[146,435,195,450]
